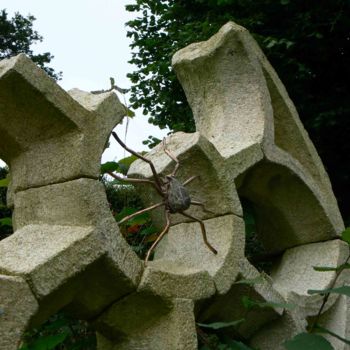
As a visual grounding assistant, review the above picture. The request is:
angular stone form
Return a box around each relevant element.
[96,298,197,350]
[0,54,125,197]
[249,311,306,350]
[0,54,143,346]
[129,131,243,227]
[271,240,349,318]
[155,215,245,294]
[172,21,344,246]
[198,259,287,339]
[0,275,39,350]
[139,260,216,300]
[316,295,350,350]
[0,21,347,350]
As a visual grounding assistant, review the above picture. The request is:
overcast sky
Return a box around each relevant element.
[1,0,169,165]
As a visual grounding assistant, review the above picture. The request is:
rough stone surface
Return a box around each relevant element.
[12,178,112,229]
[96,298,197,350]
[0,21,347,350]
[249,311,307,350]
[198,259,287,339]
[129,131,243,227]
[0,275,39,350]
[155,214,245,294]
[172,21,344,239]
[317,295,350,350]
[139,259,216,300]
[0,54,125,197]
[271,240,349,317]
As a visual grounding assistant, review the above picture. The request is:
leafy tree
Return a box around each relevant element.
[0,9,61,80]
[125,0,350,221]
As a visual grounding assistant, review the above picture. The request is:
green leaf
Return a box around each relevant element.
[313,263,350,272]
[127,211,151,226]
[197,319,244,330]
[284,333,334,350]
[118,154,139,172]
[139,225,158,236]
[341,228,350,245]
[0,177,9,187]
[315,325,350,345]
[115,207,138,222]
[21,332,69,350]
[0,217,12,227]
[259,301,295,310]
[241,296,294,310]
[308,285,350,297]
[230,340,255,350]
[101,161,122,174]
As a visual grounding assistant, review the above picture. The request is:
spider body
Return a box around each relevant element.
[166,176,191,213]
[109,132,218,264]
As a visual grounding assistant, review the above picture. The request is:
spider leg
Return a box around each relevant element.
[183,175,199,186]
[180,211,217,255]
[145,209,171,265]
[112,132,164,191]
[118,202,165,225]
[191,200,215,214]
[108,172,163,197]
[163,138,180,177]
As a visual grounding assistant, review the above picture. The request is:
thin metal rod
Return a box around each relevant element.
[118,202,165,225]
[183,175,199,186]
[107,172,163,197]
[190,201,215,214]
[180,211,217,255]
[112,131,164,191]
[163,138,180,177]
[145,209,171,265]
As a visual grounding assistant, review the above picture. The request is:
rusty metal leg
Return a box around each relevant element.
[107,172,163,196]
[118,202,165,225]
[163,138,180,176]
[112,131,164,191]
[180,211,217,255]
[190,200,215,214]
[183,175,199,186]
[145,209,171,265]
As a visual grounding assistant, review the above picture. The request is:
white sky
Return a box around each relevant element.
[1,0,169,166]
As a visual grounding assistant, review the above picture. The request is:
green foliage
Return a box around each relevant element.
[284,333,334,350]
[125,0,350,221]
[0,166,12,240]
[19,312,96,350]
[0,9,61,79]
[308,285,350,297]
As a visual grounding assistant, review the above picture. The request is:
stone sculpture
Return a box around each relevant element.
[0,22,347,349]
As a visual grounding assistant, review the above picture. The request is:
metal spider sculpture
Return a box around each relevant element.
[109,132,218,264]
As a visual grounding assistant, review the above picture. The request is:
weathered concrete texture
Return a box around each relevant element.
[155,215,245,294]
[96,298,197,350]
[198,259,287,339]
[239,161,338,253]
[0,275,39,350]
[249,311,307,350]
[0,54,126,196]
[0,222,142,322]
[172,21,343,238]
[129,131,243,226]
[316,295,350,350]
[139,259,216,300]
[271,240,349,318]
[12,178,112,229]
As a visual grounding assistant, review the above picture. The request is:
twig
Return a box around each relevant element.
[309,251,350,332]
